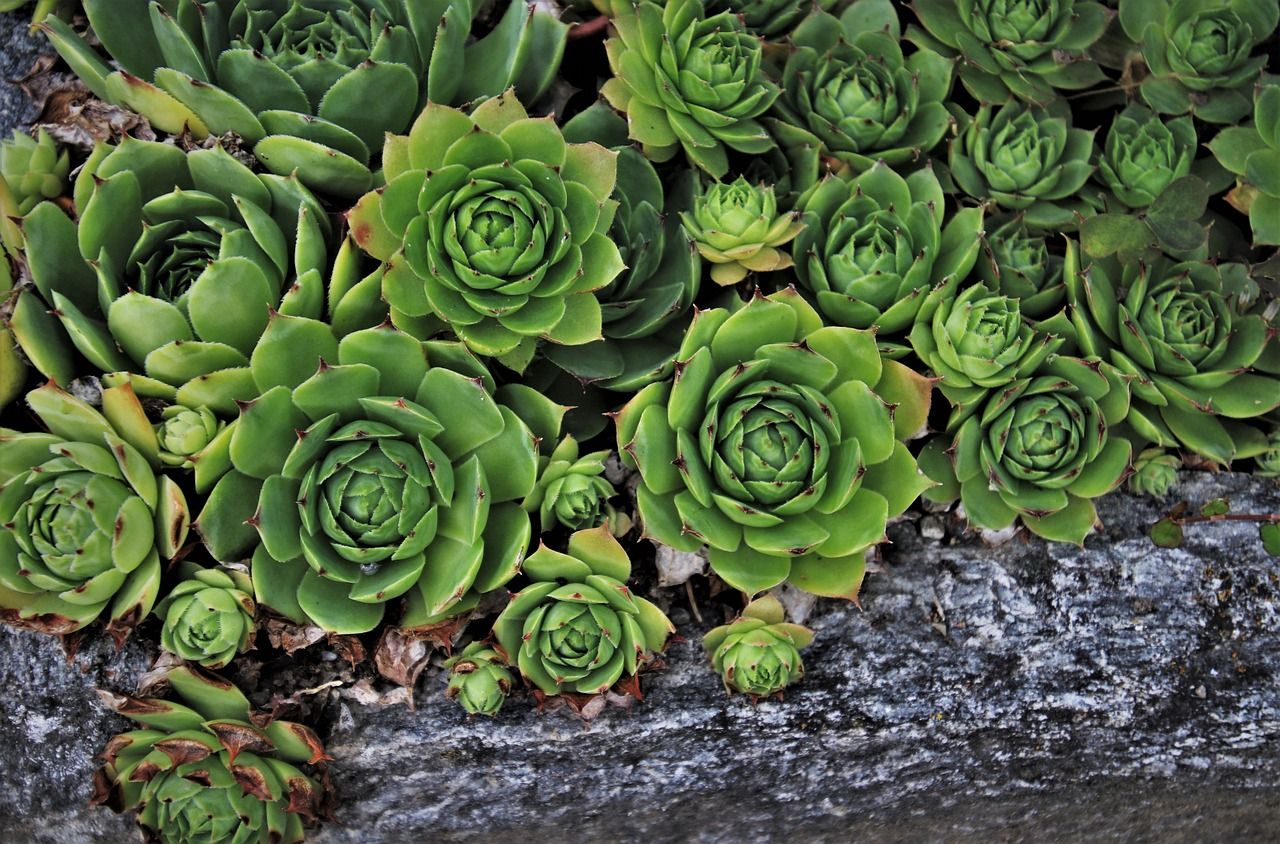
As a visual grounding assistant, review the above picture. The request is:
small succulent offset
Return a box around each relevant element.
[155,563,255,669]
[1096,105,1197,209]
[349,94,623,369]
[1129,447,1183,496]
[155,406,223,471]
[493,527,673,697]
[1053,243,1280,466]
[617,289,934,600]
[45,0,568,196]
[92,666,328,844]
[601,0,779,177]
[444,642,515,717]
[975,214,1065,319]
[7,137,374,413]
[1119,0,1278,124]
[919,355,1133,544]
[0,383,189,636]
[1209,76,1280,245]
[1256,430,1280,477]
[197,322,556,635]
[770,1,954,189]
[704,595,813,697]
[680,177,803,287]
[950,99,1097,231]
[522,436,628,535]
[0,128,69,216]
[792,162,984,354]
[908,0,1109,104]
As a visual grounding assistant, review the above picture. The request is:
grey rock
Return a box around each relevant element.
[0,10,43,136]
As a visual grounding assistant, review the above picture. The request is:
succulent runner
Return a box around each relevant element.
[703,595,813,697]
[445,642,515,717]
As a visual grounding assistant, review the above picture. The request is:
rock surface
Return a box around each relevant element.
[2,11,1279,843]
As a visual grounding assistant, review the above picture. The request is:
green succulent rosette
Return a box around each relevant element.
[348,94,623,369]
[1119,0,1277,124]
[44,0,568,196]
[703,595,813,697]
[1096,105,1197,209]
[792,163,984,356]
[92,665,328,844]
[769,1,954,190]
[705,0,837,36]
[8,137,385,413]
[444,641,514,717]
[908,0,1108,104]
[522,436,627,535]
[919,354,1133,544]
[542,103,702,394]
[909,281,1065,429]
[155,563,255,669]
[0,382,189,635]
[1209,76,1280,245]
[616,288,935,600]
[600,0,779,177]
[493,527,674,696]
[950,99,1097,231]
[1048,241,1280,466]
[1255,429,1280,477]
[976,214,1066,319]
[195,320,561,634]
[1129,447,1182,495]
[156,405,224,470]
[680,177,803,287]
[0,128,69,217]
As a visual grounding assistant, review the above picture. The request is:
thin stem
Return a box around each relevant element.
[568,15,611,41]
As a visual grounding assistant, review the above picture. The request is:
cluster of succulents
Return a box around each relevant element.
[0,0,1276,839]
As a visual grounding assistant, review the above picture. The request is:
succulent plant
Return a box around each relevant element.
[908,0,1109,104]
[0,0,77,24]
[92,665,328,844]
[196,321,558,634]
[1128,447,1182,495]
[616,288,934,600]
[0,128,69,216]
[680,177,803,286]
[493,527,673,697]
[1256,429,1280,477]
[348,94,623,370]
[792,163,984,356]
[1096,106,1197,209]
[44,0,568,196]
[8,137,384,412]
[975,214,1066,319]
[1119,0,1278,124]
[522,436,627,535]
[769,1,954,189]
[1209,76,1280,245]
[0,382,189,635]
[909,281,1065,429]
[1050,242,1280,466]
[919,354,1133,544]
[156,405,223,470]
[950,99,1097,231]
[600,0,779,177]
[705,0,837,36]
[155,563,255,669]
[703,595,813,697]
[444,642,515,717]
[547,103,702,393]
